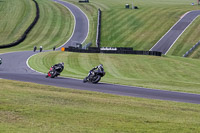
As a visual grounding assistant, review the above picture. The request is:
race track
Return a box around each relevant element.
[53,0,89,49]
[1,0,200,104]
[150,10,200,54]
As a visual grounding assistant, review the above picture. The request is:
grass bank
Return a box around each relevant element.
[65,0,200,50]
[0,0,74,53]
[29,51,200,94]
[1,79,200,132]
[0,0,35,45]
[1,0,200,54]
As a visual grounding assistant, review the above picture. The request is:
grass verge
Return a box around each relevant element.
[0,0,35,45]
[1,79,200,132]
[0,0,74,53]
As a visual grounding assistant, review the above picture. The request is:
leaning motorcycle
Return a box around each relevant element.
[83,70,105,84]
[46,65,63,78]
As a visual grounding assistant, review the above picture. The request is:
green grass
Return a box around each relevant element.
[1,79,200,132]
[29,51,200,94]
[0,0,74,53]
[0,0,35,45]
[2,0,200,131]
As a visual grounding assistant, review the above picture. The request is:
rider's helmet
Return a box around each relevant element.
[60,62,64,66]
[98,64,103,69]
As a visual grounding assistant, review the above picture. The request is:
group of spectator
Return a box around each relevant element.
[33,46,56,52]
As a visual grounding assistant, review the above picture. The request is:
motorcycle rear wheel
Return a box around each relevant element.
[91,75,101,84]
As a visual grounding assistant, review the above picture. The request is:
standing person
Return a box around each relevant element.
[0,58,2,65]
[53,46,56,51]
[40,46,43,52]
[33,46,37,52]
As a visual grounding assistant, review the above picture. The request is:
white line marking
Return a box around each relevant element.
[26,53,45,75]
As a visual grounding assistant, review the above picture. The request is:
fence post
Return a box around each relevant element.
[96,9,101,48]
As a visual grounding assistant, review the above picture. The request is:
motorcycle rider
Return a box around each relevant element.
[0,58,2,65]
[88,64,104,78]
[53,62,64,71]
[46,62,64,77]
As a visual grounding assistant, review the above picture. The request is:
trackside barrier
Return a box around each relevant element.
[61,47,65,51]
[96,9,101,47]
[63,47,162,56]
[79,0,89,3]
[0,0,39,48]
[82,42,92,49]
[183,41,200,57]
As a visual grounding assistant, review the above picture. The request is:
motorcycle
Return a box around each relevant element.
[46,65,64,78]
[83,70,105,84]
[0,58,2,65]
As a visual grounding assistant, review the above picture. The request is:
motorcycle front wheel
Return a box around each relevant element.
[83,77,88,83]
[50,71,57,78]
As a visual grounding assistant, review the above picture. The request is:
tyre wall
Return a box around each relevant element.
[63,47,162,56]
[0,0,39,48]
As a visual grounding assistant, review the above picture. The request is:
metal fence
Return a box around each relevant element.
[79,0,89,3]
[183,41,200,57]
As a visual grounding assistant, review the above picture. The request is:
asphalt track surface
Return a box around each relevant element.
[1,1,200,104]
[53,0,89,49]
[150,10,200,55]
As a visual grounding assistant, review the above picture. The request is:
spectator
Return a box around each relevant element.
[33,46,37,52]
[40,46,43,52]
[53,46,56,51]
[0,58,2,65]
